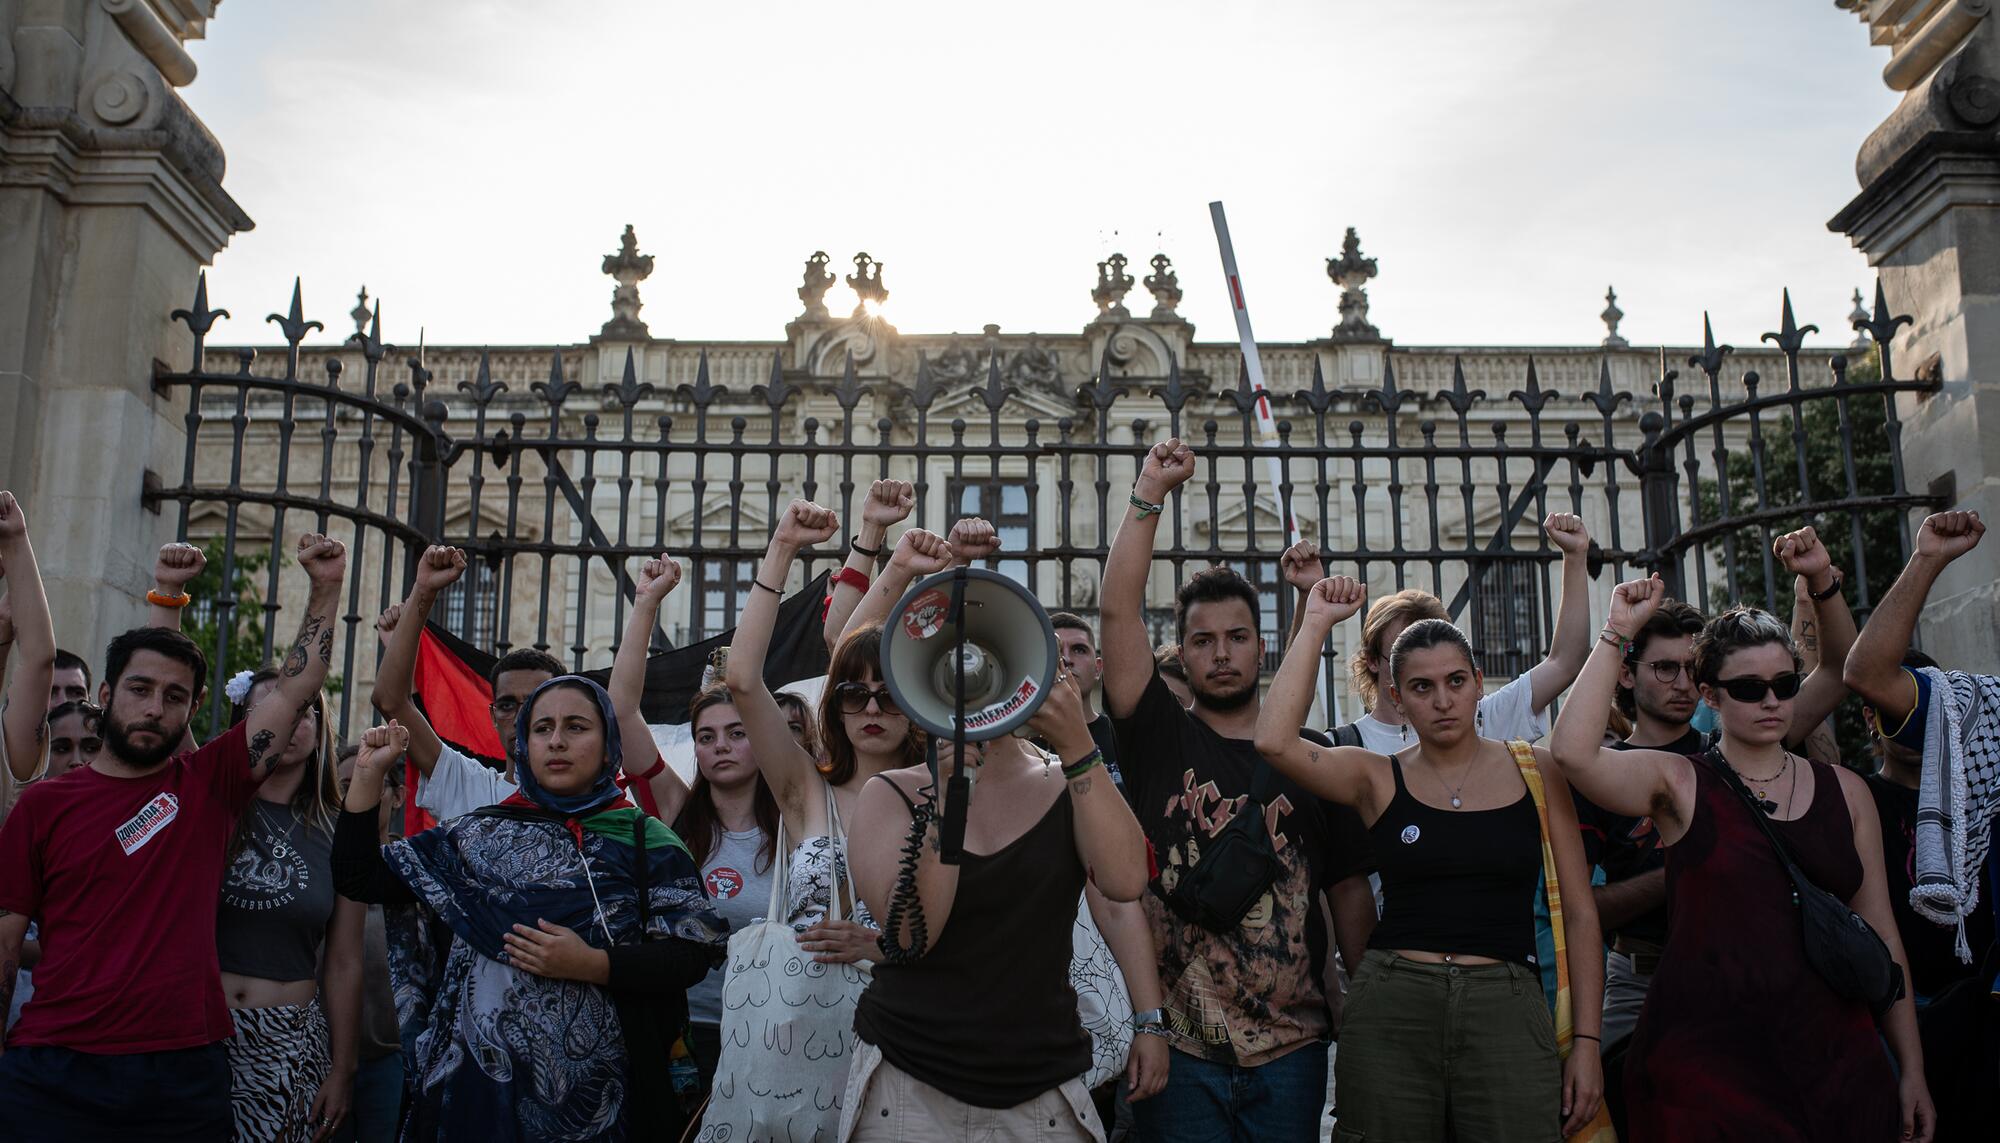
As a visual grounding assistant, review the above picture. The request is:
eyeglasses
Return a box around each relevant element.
[1635,658,1696,684]
[490,697,524,716]
[833,682,900,715]
[1713,673,1803,703]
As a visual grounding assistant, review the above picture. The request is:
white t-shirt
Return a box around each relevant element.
[1345,670,1548,753]
[414,743,516,823]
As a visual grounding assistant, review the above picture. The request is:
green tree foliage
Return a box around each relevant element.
[1694,355,1906,768]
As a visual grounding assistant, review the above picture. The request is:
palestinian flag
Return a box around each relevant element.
[403,571,834,834]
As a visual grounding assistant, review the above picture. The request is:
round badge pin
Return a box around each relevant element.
[1399,824,1421,844]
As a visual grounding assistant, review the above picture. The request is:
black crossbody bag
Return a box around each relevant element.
[1708,748,1906,1019]
[1156,761,1283,933]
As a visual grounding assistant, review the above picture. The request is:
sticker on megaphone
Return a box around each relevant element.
[901,588,953,641]
[955,676,1042,733]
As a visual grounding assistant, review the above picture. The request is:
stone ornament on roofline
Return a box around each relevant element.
[1326,227,1382,342]
[1602,286,1628,349]
[1092,253,1134,320]
[797,251,835,321]
[847,253,889,319]
[1144,254,1183,320]
[600,225,653,339]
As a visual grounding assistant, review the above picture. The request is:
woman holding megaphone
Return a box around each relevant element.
[840,623,1150,1141]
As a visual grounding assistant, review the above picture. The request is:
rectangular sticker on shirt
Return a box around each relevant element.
[115,793,180,856]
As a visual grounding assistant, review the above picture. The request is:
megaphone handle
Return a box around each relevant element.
[938,568,971,866]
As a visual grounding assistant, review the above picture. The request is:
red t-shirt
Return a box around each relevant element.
[0,721,256,1053]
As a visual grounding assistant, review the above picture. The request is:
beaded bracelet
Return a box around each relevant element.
[147,589,193,608]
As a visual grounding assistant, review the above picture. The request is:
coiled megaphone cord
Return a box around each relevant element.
[877,781,937,964]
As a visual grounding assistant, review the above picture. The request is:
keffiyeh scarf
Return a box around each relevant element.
[1912,666,2000,960]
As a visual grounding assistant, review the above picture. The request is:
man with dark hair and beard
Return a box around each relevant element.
[1100,440,1372,1142]
[0,532,348,1140]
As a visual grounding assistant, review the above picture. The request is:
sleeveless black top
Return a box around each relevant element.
[853,779,1091,1108]
[1367,755,1543,966]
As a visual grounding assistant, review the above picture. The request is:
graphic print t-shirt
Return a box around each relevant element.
[1113,672,1371,1066]
[0,722,256,1052]
[683,826,775,1025]
[216,799,338,981]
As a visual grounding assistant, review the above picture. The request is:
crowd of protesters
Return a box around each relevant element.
[0,437,1994,1141]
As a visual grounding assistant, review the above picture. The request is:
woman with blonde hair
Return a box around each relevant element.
[218,668,365,1141]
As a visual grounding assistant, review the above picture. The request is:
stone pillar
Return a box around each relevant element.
[1828,3,2000,671]
[0,1,252,669]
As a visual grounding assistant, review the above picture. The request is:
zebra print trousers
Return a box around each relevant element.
[228,1000,332,1142]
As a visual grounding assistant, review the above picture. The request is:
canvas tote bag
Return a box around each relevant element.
[696,785,872,1141]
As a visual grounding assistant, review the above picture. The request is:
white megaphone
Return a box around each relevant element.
[880,567,1059,862]
[880,567,1060,741]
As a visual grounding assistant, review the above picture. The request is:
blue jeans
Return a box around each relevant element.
[333,1052,404,1143]
[1130,1042,1327,1142]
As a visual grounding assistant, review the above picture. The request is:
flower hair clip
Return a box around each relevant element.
[224,670,257,706]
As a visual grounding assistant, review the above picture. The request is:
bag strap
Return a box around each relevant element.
[1704,747,1809,903]
[1331,722,1364,749]
[764,811,792,923]
[823,781,847,926]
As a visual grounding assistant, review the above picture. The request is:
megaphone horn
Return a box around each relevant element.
[880,567,1060,743]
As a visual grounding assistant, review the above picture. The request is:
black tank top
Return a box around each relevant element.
[853,778,1091,1109]
[1367,755,1544,967]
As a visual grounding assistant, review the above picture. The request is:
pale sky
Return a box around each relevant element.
[183,1,1899,351]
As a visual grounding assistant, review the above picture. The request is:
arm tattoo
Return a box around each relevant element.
[317,624,334,666]
[283,612,326,679]
[1070,775,1094,796]
[246,729,277,774]
[1307,748,1321,766]
[1799,618,1819,653]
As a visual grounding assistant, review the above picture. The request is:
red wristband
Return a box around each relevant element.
[830,567,871,595]
[631,753,667,783]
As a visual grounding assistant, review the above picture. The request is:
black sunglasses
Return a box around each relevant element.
[833,682,900,715]
[1713,673,1803,703]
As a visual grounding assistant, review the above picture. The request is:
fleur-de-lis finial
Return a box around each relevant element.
[1760,288,1820,357]
[172,271,229,340]
[266,278,323,346]
[604,347,654,408]
[458,348,508,406]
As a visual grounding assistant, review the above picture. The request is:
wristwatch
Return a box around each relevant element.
[1132,1007,1168,1038]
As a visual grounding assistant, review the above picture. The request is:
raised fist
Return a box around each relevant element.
[636,555,683,604]
[355,719,411,772]
[1608,575,1665,639]
[1773,526,1832,582]
[375,602,403,647]
[1305,576,1366,626]
[1916,510,1984,564]
[297,532,349,586]
[414,545,467,594]
[774,500,840,549]
[1280,540,1325,592]
[154,542,206,592]
[1135,439,1196,502]
[947,517,1000,565]
[891,528,954,577]
[1544,512,1590,556]
[861,479,915,529]
[0,492,24,542]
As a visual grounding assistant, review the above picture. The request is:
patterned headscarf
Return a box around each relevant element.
[511,675,627,816]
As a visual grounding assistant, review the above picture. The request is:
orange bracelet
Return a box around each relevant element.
[147,589,192,608]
